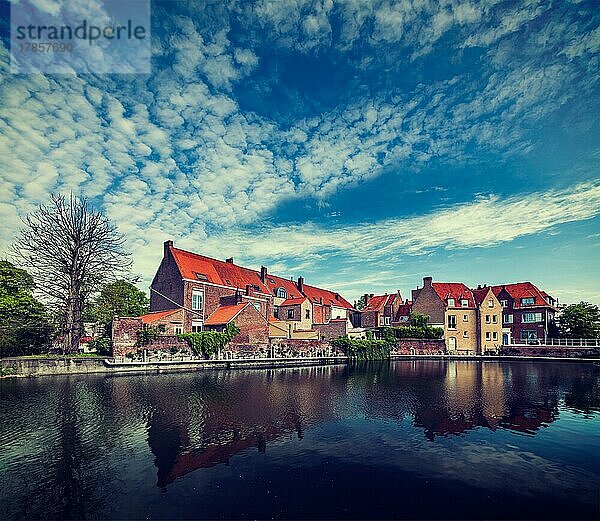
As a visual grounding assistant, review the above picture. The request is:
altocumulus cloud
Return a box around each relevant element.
[0,0,598,295]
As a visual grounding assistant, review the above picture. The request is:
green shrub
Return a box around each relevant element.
[135,325,159,347]
[178,322,239,359]
[87,336,111,355]
[332,336,392,360]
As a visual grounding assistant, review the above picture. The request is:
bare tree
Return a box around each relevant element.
[12,194,131,353]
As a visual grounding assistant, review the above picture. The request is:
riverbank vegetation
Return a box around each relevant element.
[332,317,444,360]
[178,323,240,359]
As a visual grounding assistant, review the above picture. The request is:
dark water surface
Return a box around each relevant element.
[1,360,599,520]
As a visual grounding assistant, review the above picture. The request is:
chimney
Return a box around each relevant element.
[297,276,304,292]
[235,290,243,304]
[335,292,340,301]
[423,276,433,287]
[363,293,371,305]
[260,266,268,283]
[226,257,234,263]
[477,284,482,289]
[245,284,254,296]
[164,240,173,257]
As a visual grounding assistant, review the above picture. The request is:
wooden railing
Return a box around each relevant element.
[508,338,600,347]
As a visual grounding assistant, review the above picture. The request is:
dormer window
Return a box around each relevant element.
[194,272,208,281]
[447,298,455,307]
[521,297,535,306]
[461,299,469,307]
[276,287,287,298]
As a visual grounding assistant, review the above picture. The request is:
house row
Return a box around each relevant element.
[133,241,558,354]
[140,241,359,344]
[354,277,558,355]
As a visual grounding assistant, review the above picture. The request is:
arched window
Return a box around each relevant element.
[276,287,287,298]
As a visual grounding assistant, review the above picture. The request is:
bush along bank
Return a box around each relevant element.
[332,324,445,360]
[178,322,240,359]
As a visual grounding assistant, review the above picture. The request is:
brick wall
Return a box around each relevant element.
[271,338,342,357]
[112,317,143,355]
[391,339,446,355]
[313,320,349,340]
[150,245,184,311]
[411,284,445,324]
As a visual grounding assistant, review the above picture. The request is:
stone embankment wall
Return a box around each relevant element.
[391,339,446,355]
[500,346,599,358]
[1,357,108,376]
[271,338,341,357]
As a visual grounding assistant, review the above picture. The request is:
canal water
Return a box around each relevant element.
[1,360,599,520]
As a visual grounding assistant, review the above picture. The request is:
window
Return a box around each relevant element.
[463,331,469,338]
[192,289,204,311]
[191,320,203,333]
[448,315,457,329]
[486,332,491,341]
[174,325,183,335]
[492,332,498,341]
[276,287,287,299]
[384,316,391,325]
[500,299,508,308]
[158,324,166,333]
[485,315,491,324]
[461,299,469,307]
[488,298,494,307]
[287,309,294,319]
[447,298,455,307]
[463,314,469,322]
[305,308,310,319]
[522,312,541,323]
[504,314,513,324]
[194,272,208,281]
[492,315,498,324]
[521,297,535,306]
[520,330,538,340]
[253,302,261,312]
[273,307,279,319]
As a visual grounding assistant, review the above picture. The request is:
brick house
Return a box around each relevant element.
[149,241,354,342]
[411,277,502,355]
[357,291,404,328]
[489,282,558,344]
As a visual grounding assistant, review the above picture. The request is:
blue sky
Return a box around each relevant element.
[0,0,599,304]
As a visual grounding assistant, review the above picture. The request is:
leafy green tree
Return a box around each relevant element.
[558,302,600,338]
[410,312,430,328]
[85,280,149,328]
[0,261,53,356]
[355,295,367,310]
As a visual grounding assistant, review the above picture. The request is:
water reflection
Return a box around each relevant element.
[1,361,599,520]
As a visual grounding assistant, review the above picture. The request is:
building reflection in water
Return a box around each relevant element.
[143,361,599,487]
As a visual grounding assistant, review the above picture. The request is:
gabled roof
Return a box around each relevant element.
[170,247,268,293]
[490,282,554,309]
[140,309,181,324]
[301,283,354,310]
[472,287,495,306]
[362,293,402,312]
[432,282,475,308]
[204,303,249,326]
[166,244,353,308]
[395,301,412,319]
[280,297,308,306]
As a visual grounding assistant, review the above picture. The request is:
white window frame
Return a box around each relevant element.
[276,287,287,299]
[191,320,203,333]
[447,298,455,307]
[488,299,494,308]
[521,297,535,306]
[522,312,538,323]
[500,299,508,308]
[504,314,513,324]
[486,332,491,341]
[492,331,498,341]
[485,315,491,324]
[463,314,468,322]
[191,289,204,311]
[492,315,498,324]
[461,299,469,307]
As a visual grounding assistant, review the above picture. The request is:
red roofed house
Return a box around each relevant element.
[358,291,405,328]
[149,241,355,344]
[489,282,558,344]
[411,277,502,355]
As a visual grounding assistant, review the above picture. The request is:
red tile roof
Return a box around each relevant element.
[280,297,308,306]
[395,302,412,319]
[167,244,354,309]
[140,309,181,324]
[471,287,494,306]
[432,282,475,308]
[204,303,249,326]
[490,282,554,309]
[362,293,402,312]
[301,283,354,310]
